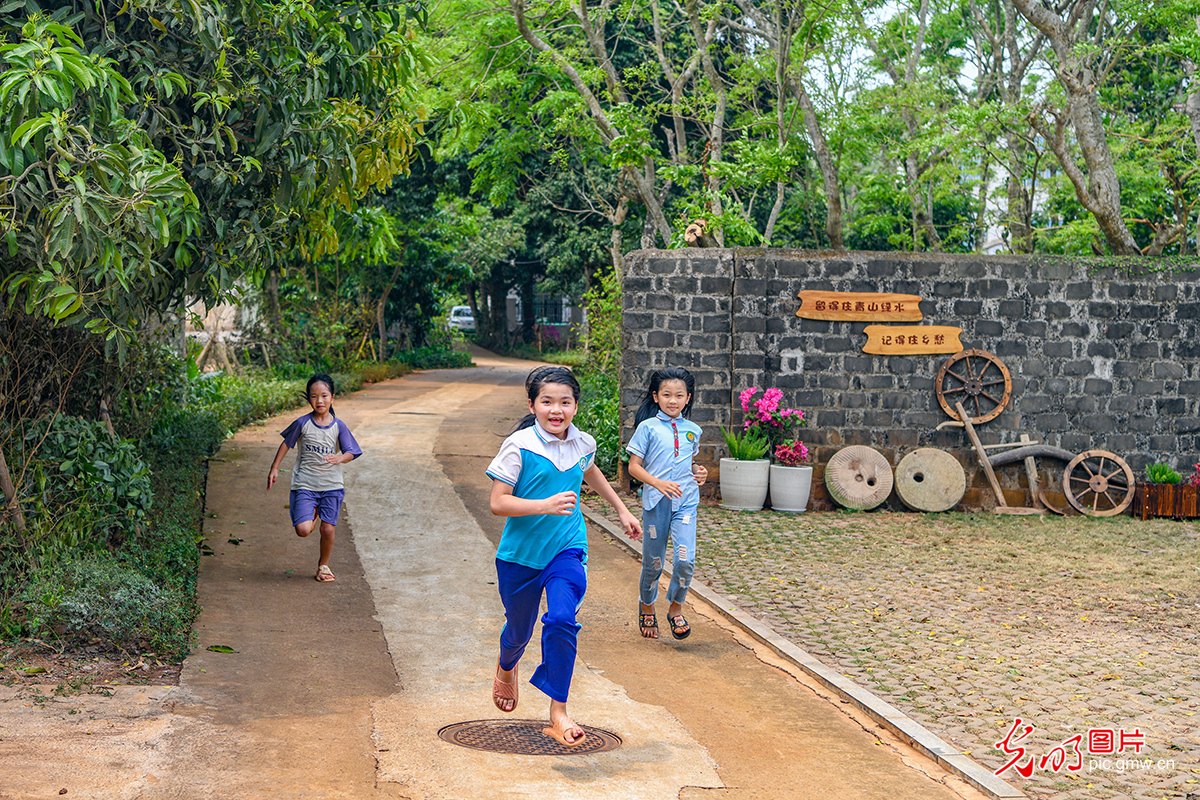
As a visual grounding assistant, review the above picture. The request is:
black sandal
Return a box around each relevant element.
[639,612,658,639]
[668,614,691,640]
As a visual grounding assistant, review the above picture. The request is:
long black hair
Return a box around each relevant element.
[307,373,337,416]
[514,365,582,431]
[634,366,695,428]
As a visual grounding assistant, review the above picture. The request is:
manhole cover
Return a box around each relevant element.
[437,719,622,755]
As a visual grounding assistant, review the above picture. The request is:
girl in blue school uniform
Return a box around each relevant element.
[486,365,642,747]
[626,366,707,640]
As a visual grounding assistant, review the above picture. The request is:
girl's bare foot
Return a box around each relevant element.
[493,661,518,712]
[543,700,586,746]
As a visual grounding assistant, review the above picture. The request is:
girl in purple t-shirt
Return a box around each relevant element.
[266,373,362,582]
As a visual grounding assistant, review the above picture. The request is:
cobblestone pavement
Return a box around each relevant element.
[586,496,1200,800]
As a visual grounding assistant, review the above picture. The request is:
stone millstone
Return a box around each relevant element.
[824,446,893,510]
[895,448,966,512]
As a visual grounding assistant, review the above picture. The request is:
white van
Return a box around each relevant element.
[448,305,476,332]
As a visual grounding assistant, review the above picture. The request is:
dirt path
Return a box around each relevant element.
[0,349,990,799]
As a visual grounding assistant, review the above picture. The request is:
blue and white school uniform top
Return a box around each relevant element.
[486,421,596,570]
[627,411,702,512]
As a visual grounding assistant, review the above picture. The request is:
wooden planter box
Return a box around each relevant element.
[1134,483,1200,520]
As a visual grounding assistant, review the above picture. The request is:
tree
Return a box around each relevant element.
[0,0,429,345]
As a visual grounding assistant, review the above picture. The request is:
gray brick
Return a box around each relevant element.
[1131,342,1161,359]
[975,320,1004,337]
[1022,359,1048,376]
[1155,284,1179,302]
[1044,301,1072,319]
[1130,304,1160,320]
[1044,341,1073,358]
[1153,361,1185,380]
[647,330,674,348]
[867,260,898,277]
[1157,397,1188,415]
[820,374,850,390]
[864,410,895,427]
[1046,378,1071,394]
[935,281,967,297]
[1063,360,1093,376]
[1017,320,1048,337]
[1134,379,1166,394]
[1085,378,1113,394]
[840,392,868,409]
[1112,361,1141,378]
[1061,322,1090,337]
[1064,395,1096,413]
[1108,283,1139,300]
[1149,435,1178,452]
[1082,414,1116,433]
[955,300,983,316]
[1066,282,1094,300]
[1176,418,1200,434]
[1020,395,1053,412]
[1088,301,1118,319]
[1087,342,1117,358]
[999,300,1026,317]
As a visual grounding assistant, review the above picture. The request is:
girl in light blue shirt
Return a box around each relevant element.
[626,366,707,640]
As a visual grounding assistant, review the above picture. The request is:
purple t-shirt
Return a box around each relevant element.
[280,413,362,491]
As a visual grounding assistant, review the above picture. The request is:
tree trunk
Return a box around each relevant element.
[0,446,26,533]
[795,83,844,250]
[264,266,281,335]
[1011,0,1140,255]
[375,247,408,362]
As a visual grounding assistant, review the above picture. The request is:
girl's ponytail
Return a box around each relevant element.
[634,366,696,428]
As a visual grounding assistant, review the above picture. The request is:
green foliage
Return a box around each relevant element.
[576,366,620,476]
[396,346,473,370]
[1144,462,1182,485]
[581,269,621,377]
[23,552,194,658]
[0,0,430,345]
[21,415,153,542]
[721,425,771,461]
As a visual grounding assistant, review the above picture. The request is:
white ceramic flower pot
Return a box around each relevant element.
[719,458,770,511]
[770,464,813,513]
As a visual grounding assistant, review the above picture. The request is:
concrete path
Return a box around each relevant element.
[0,349,988,799]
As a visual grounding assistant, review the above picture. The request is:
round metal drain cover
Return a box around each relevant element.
[437,719,622,755]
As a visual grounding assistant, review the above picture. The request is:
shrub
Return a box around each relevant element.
[576,367,620,476]
[24,553,195,658]
[398,346,473,370]
[721,425,771,460]
[21,416,153,541]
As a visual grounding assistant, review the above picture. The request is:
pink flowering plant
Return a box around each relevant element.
[774,440,810,467]
[738,386,807,454]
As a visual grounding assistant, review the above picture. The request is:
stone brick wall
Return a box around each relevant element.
[620,249,1200,510]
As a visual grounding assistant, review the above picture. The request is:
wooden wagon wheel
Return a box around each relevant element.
[1062,449,1135,517]
[936,349,1012,424]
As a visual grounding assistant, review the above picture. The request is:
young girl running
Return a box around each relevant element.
[266,373,362,582]
[486,365,641,746]
[626,366,707,640]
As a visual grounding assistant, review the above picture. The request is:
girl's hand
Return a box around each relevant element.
[323,453,343,466]
[267,469,278,490]
[620,509,643,541]
[543,491,578,516]
[657,479,683,498]
[692,465,708,486]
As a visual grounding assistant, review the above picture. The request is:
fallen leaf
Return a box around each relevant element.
[206,645,238,654]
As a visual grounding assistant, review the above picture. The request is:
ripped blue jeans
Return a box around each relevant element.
[639,497,698,606]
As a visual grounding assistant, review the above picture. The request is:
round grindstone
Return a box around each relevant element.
[824,445,893,510]
[437,719,622,755]
[895,448,966,512]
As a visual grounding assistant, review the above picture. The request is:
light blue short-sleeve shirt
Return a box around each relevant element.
[626,411,701,511]
[486,421,596,570]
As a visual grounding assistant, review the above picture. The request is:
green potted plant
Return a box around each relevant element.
[770,439,812,513]
[1137,462,1200,519]
[719,425,771,511]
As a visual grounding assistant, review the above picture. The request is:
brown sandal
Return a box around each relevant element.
[493,661,518,712]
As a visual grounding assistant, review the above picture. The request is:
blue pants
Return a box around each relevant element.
[496,548,587,703]
[639,498,697,606]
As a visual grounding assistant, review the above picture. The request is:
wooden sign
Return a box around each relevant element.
[796,291,923,321]
[862,325,963,355]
